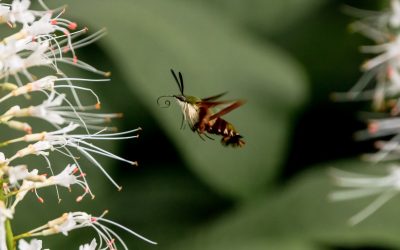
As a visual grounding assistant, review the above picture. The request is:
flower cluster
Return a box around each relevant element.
[334,0,400,111]
[0,0,155,249]
[331,1,400,225]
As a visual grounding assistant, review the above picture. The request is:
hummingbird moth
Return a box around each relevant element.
[158,69,245,147]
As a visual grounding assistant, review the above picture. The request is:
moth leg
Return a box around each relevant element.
[196,131,214,141]
[197,132,206,141]
[196,106,211,133]
[180,113,186,130]
[203,133,215,140]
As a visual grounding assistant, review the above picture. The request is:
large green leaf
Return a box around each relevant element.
[188,0,328,35]
[167,160,400,249]
[53,0,308,199]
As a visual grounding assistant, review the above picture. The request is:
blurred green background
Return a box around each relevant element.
[12,0,400,249]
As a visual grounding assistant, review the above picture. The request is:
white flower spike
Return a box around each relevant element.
[0,0,154,247]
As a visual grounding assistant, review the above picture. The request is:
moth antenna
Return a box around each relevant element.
[170,69,183,94]
[179,72,184,95]
[157,95,173,108]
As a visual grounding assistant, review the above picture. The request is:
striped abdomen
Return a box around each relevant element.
[206,117,245,147]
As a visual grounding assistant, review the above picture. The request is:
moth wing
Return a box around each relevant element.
[208,100,246,120]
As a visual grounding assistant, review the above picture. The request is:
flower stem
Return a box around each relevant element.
[5,219,14,250]
[13,232,31,241]
[0,180,15,250]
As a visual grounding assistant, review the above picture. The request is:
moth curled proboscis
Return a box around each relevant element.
[157,95,173,108]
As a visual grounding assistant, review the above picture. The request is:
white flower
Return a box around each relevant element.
[9,0,35,25]
[57,213,77,236]
[11,180,36,211]
[7,91,120,128]
[9,164,92,207]
[390,0,400,27]
[13,141,51,159]
[0,152,5,164]
[347,0,400,35]
[0,5,107,88]
[361,37,400,71]
[353,115,400,162]
[8,124,140,189]
[23,13,54,37]
[29,211,156,248]
[0,5,10,23]
[51,164,78,188]
[27,92,66,125]
[0,0,44,26]
[79,239,97,250]
[0,201,13,221]
[23,40,52,68]
[330,166,400,225]
[7,165,32,185]
[0,76,55,105]
[18,239,43,250]
[334,1,400,109]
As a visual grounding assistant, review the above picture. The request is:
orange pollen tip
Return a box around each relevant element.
[50,19,57,25]
[392,107,399,115]
[132,161,138,166]
[107,239,116,249]
[63,46,69,53]
[95,103,101,110]
[76,196,83,202]
[73,56,78,64]
[91,217,97,222]
[63,30,70,36]
[104,71,111,77]
[374,140,385,149]
[368,122,379,134]
[387,66,395,78]
[80,173,86,177]
[68,22,77,30]
[38,197,44,203]
[118,186,123,191]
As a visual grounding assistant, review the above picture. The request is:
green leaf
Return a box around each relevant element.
[171,238,319,250]
[168,160,400,249]
[189,0,328,35]
[52,0,308,199]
